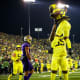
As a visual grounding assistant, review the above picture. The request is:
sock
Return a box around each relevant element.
[8,74,12,80]
[19,75,23,80]
[51,73,56,80]
[63,73,68,80]
[24,76,28,80]
[27,73,32,80]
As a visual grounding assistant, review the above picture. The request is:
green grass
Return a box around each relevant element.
[0,70,80,80]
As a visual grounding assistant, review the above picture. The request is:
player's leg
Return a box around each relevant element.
[8,63,13,80]
[19,73,23,80]
[24,71,29,80]
[70,62,74,72]
[41,63,43,72]
[27,69,34,79]
[24,68,33,80]
[51,71,57,80]
[23,61,30,80]
[8,62,17,80]
[27,62,34,80]
[61,57,68,80]
[71,62,74,72]
[19,61,23,80]
[75,61,78,71]
[8,74,13,80]
[51,57,58,80]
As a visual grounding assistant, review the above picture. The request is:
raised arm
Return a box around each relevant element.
[49,24,57,42]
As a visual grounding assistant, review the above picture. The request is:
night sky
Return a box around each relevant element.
[0,0,80,42]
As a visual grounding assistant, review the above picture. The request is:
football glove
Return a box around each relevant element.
[48,48,53,54]
[68,48,72,56]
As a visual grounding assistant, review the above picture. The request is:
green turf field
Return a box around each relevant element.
[0,70,80,80]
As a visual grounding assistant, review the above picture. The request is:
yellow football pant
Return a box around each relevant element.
[51,56,68,80]
[8,61,23,80]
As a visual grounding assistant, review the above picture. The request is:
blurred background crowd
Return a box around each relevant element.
[0,32,80,74]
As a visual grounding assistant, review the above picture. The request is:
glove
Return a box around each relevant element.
[68,48,72,56]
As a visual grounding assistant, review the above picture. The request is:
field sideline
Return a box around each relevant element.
[0,69,80,80]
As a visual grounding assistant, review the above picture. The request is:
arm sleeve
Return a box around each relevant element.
[63,21,71,48]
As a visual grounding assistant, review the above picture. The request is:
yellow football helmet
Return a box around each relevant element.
[16,45,21,48]
[49,4,66,20]
[24,35,32,44]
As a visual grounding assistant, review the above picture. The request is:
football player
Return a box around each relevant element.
[74,59,78,71]
[8,45,23,80]
[49,3,72,80]
[22,35,34,80]
[67,56,74,72]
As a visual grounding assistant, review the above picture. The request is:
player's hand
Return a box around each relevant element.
[68,48,73,56]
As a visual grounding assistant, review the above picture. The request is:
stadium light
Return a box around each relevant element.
[23,0,36,35]
[23,0,35,2]
[35,28,42,40]
[35,28,42,32]
[57,3,69,9]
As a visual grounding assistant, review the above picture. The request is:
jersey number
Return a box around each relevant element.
[55,39,64,46]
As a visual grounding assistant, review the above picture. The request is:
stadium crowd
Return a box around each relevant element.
[0,32,80,74]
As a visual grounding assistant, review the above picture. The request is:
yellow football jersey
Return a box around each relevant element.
[11,50,22,62]
[51,20,71,57]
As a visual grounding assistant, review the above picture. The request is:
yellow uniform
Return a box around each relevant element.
[11,50,23,74]
[8,49,23,80]
[51,20,71,71]
[41,62,44,72]
[67,58,74,72]
[47,63,51,72]
[75,60,78,69]
[51,20,71,80]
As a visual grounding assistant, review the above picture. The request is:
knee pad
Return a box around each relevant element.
[62,71,68,74]
[19,73,23,75]
[52,70,57,74]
